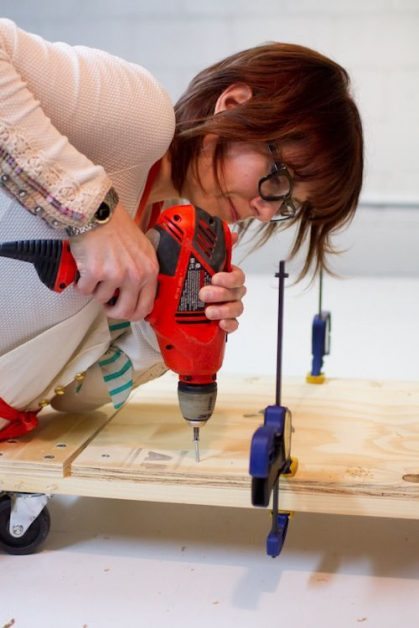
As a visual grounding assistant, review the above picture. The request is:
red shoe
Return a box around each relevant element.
[0,398,39,441]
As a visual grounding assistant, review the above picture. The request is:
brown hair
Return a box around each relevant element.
[169,43,363,278]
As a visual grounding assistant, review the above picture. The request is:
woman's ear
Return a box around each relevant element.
[214,83,253,113]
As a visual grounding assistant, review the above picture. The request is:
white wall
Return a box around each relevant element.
[1,0,418,275]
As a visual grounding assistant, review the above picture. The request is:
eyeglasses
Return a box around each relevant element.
[258,144,304,222]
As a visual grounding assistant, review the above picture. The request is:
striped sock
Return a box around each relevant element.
[98,346,134,409]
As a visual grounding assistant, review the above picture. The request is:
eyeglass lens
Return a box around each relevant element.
[260,170,291,200]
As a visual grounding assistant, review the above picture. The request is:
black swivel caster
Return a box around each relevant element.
[0,494,51,555]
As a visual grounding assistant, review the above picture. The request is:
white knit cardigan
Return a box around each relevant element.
[0,19,175,411]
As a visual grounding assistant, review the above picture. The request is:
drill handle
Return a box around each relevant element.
[0,238,78,292]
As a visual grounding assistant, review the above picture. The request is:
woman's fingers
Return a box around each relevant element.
[199,264,247,333]
[71,202,159,320]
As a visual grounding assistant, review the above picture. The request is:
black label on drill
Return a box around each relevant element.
[179,256,211,312]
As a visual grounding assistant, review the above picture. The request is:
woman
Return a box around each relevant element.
[0,19,363,440]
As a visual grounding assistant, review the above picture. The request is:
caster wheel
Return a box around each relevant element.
[0,497,51,555]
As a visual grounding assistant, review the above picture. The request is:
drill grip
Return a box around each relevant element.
[0,239,77,292]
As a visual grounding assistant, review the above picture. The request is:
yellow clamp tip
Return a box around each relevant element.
[306,372,326,384]
[283,457,299,478]
[270,510,295,519]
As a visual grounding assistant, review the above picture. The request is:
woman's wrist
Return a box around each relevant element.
[66,187,119,237]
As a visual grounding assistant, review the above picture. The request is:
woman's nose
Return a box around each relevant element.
[250,197,278,222]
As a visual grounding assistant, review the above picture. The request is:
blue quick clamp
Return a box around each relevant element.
[248,261,296,558]
[307,269,331,384]
[249,404,294,558]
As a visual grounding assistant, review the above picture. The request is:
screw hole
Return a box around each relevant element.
[173,214,181,222]
[165,344,174,350]
[101,453,110,458]
[44,454,55,459]
[56,443,67,448]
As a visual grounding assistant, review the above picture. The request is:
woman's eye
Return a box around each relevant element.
[266,173,290,196]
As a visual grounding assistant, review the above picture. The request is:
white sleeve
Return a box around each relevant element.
[0,19,175,228]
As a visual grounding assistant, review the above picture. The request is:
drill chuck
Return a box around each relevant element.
[177,381,217,428]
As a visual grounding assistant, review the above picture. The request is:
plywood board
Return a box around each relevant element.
[69,373,419,517]
[0,406,116,479]
[2,373,419,519]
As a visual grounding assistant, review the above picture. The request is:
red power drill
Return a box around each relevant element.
[0,205,232,460]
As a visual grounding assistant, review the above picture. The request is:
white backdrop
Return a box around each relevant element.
[2,0,418,275]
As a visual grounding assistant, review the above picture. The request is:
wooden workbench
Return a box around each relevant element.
[1,372,419,519]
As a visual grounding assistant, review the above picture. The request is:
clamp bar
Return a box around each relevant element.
[275,261,288,407]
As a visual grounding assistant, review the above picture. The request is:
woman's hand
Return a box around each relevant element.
[199,261,246,333]
[70,202,158,321]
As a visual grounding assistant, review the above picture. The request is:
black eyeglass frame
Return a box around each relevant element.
[258,143,303,223]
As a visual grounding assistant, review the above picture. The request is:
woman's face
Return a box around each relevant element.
[182,139,309,225]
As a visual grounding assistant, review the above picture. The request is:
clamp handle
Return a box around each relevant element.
[267,511,290,558]
[249,404,291,507]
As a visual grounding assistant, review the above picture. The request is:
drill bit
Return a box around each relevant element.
[193,427,200,463]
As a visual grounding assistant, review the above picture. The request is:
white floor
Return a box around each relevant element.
[1,273,419,628]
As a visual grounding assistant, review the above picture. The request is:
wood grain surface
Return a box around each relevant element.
[2,373,419,518]
[0,406,116,479]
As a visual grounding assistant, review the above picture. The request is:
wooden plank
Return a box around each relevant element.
[0,405,116,479]
[67,373,419,517]
[2,373,419,520]
[285,377,419,507]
